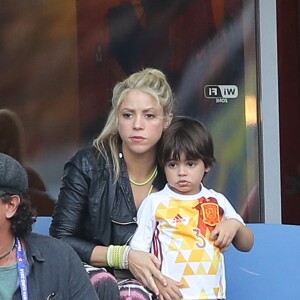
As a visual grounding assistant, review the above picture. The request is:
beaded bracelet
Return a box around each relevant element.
[106,245,131,269]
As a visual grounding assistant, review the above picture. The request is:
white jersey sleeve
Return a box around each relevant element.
[129,194,157,252]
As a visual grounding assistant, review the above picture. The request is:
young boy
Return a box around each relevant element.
[130,116,254,300]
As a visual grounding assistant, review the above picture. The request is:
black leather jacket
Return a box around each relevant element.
[50,145,166,264]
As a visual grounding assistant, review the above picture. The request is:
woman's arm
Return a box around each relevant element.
[128,249,169,297]
[89,245,109,266]
[50,153,96,263]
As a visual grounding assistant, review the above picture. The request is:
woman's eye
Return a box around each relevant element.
[187,162,195,167]
[145,113,155,119]
[123,113,132,119]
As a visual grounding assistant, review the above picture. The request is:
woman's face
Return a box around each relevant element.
[118,89,170,156]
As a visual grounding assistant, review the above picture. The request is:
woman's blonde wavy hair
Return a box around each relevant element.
[93,68,174,179]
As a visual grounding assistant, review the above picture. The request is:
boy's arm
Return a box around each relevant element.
[130,195,156,251]
[232,220,254,251]
[129,196,166,295]
[210,219,254,252]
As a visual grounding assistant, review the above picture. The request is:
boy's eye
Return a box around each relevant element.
[186,162,197,167]
[168,162,177,168]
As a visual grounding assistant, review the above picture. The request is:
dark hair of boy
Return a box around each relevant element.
[158,116,216,168]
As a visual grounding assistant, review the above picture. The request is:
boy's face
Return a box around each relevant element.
[164,153,210,195]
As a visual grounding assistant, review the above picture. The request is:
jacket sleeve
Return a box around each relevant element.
[50,149,97,262]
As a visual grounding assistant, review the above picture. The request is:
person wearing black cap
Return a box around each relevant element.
[0,153,99,300]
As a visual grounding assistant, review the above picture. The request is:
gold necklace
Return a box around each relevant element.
[129,166,158,186]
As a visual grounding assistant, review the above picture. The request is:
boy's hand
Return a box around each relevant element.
[210,219,254,252]
[210,219,242,252]
[154,275,183,300]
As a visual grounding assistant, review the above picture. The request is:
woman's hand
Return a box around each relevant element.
[128,249,166,296]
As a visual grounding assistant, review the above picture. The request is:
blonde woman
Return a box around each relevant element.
[50,68,178,299]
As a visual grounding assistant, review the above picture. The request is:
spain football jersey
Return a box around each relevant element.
[130,184,245,299]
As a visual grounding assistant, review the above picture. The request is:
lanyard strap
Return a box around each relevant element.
[16,238,28,300]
